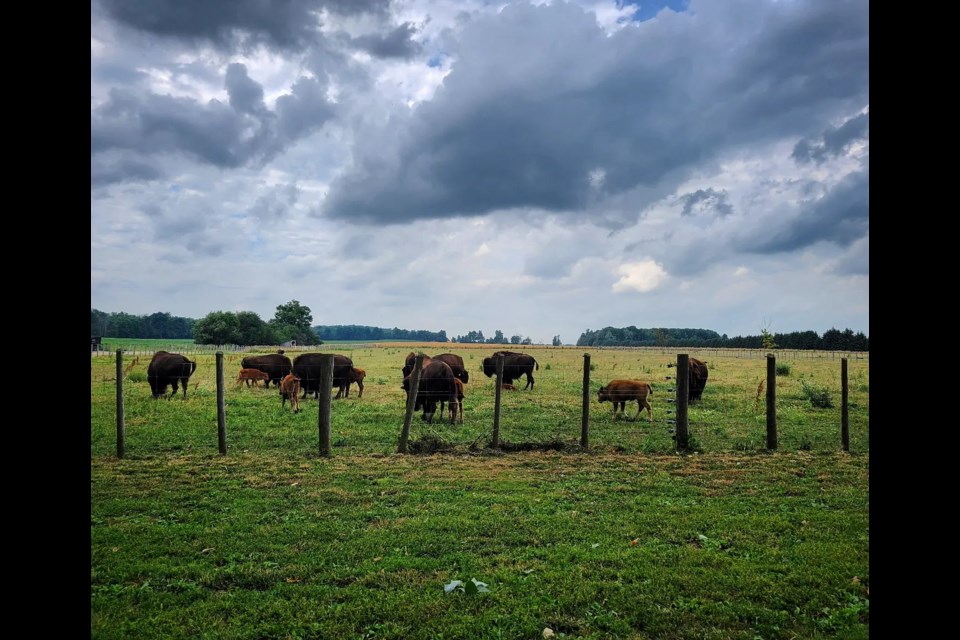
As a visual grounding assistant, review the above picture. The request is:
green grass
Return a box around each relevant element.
[92,344,868,639]
[92,452,868,639]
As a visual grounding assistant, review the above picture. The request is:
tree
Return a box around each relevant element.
[487,330,506,344]
[194,311,241,346]
[521,337,532,345]
[552,335,561,346]
[271,300,319,345]
[236,311,277,345]
[511,335,522,345]
[273,300,312,330]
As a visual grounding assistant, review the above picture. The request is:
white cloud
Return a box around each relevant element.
[612,260,668,293]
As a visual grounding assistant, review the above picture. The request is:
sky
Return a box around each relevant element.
[91,0,869,344]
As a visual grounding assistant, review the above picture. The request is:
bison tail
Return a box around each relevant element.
[647,383,653,395]
[534,359,540,370]
[190,361,197,374]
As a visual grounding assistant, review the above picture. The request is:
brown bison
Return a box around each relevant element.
[335,367,367,399]
[402,352,469,384]
[292,353,354,399]
[401,360,458,424]
[279,373,301,413]
[481,351,539,390]
[689,358,709,402]
[240,353,292,388]
[236,368,270,387]
[147,351,197,399]
[598,380,653,421]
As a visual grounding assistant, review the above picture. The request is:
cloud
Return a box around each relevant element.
[740,168,868,254]
[677,188,734,217]
[319,0,868,224]
[351,22,423,58]
[96,0,390,52]
[792,111,869,165]
[91,64,336,184]
[612,260,668,293]
[247,184,301,220]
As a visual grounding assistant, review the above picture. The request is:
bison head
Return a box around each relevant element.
[481,357,496,378]
[597,386,610,403]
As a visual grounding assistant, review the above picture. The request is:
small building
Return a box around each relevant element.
[91,336,102,352]
[281,340,297,347]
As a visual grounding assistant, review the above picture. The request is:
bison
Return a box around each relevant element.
[481,351,539,390]
[433,353,469,383]
[147,351,197,399]
[335,367,367,399]
[279,373,301,413]
[292,353,354,400]
[598,380,653,421]
[401,360,458,424]
[402,352,469,384]
[240,353,292,388]
[236,368,270,387]
[688,358,709,402]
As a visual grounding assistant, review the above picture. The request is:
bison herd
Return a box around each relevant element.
[143,350,709,424]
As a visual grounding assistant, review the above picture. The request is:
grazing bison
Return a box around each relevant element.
[279,373,301,413]
[481,351,539,390]
[401,360,458,424]
[240,353,292,388]
[433,353,469,384]
[402,353,469,384]
[335,367,367,399]
[236,368,270,387]
[292,353,354,399]
[598,380,654,422]
[401,352,431,378]
[147,351,197,399]
[688,358,709,402]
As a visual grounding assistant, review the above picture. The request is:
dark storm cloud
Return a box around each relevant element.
[91,64,335,185]
[741,169,869,254]
[97,0,390,52]
[792,111,869,165]
[91,155,165,187]
[351,22,423,58]
[225,63,266,115]
[677,189,733,217]
[319,0,868,224]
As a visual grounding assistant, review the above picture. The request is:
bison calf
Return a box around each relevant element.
[236,368,270,387]
[280,374,301,413]
[598,380,653,422]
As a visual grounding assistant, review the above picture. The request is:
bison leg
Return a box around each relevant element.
[525,373,534,390]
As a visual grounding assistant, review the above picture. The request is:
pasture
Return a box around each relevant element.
[91,345,869,639]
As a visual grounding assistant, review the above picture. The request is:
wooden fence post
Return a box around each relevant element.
[318,354,334,456]
[766,354,777,450]
[581,353,590,449]
[216,351,227,455]
[398,355,424,453]
[841,358,849,452]
[675,354,690,449]
[492,355,504,449]
[116,350,125,459]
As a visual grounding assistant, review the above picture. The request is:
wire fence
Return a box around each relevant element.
[91,346,869,458]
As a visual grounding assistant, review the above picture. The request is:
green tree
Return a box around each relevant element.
[511,335,522,344]
[270,300,319,345]
[194,311,242,346]
[552,335,561,346]
[236,311,277,345]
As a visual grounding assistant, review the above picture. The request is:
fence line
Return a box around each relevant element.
[103,349,863,457]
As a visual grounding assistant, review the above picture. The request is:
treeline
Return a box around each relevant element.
[92,309,195,339]
[576,326,869,351]
[314,325,448,342]
[451,330,533,345]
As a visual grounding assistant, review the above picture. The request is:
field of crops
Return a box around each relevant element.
[91,344,869,639]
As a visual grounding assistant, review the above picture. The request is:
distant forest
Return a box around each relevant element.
[91,309,195,339]
[312,325,448,342]
[576,326,869,351]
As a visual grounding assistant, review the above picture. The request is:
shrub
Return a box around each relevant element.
[776,363,791,376]
[800,381,834,408]
[128,372,147,383]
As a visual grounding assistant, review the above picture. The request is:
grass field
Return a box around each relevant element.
[91,344,869,639]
